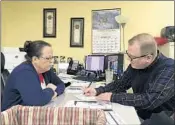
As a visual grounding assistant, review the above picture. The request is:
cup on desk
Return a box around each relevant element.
[105,69,113,84]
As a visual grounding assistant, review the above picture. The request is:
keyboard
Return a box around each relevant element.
[73,75,105,82]
[73,76,96,82]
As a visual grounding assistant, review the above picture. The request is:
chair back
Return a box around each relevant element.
[1,105,107,125]
[1,52,10,100]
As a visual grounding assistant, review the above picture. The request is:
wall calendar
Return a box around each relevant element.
[92,9,121,54]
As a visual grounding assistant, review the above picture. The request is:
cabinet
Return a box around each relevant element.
[158,42,174,59]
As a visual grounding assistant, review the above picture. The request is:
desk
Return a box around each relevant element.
[46,74,141,125]
[46,92,141,125]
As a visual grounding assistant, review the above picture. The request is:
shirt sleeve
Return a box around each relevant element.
[95,65,132,95]
[49,69,65,95]
[110,67,174,111]
[15,70,54,106]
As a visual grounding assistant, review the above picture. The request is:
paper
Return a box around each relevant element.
[65,87,83,94]
[58,63,69,69]
[105,111,126,125]
[108,111,126,124]
[75,101,112,111]
[75,102,89,108]
[58,73,74,78]
[105,112,118,125]
[64,101,126,124]
[64,100,76,107]
[58,63,69,73]
[70,82,90,87]
[75,94,96,101]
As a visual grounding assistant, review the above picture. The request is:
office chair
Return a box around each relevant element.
[150,111,174,125]
[1,52,10,100]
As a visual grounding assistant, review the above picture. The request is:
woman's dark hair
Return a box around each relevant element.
[24,40,51,61]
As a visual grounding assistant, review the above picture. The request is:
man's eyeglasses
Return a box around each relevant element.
[40,56,54,61]
[126,50,151,61]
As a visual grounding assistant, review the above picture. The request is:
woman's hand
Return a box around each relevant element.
[46,83,57,91]
[52,91,58,100]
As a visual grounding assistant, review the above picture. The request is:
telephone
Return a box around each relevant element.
[67,58,79,75]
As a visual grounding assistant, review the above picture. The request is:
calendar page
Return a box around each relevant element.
[92,9,121,54]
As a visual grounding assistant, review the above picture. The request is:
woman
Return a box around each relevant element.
[2,40,65,111]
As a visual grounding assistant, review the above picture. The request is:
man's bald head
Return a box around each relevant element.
[128,33,157,58]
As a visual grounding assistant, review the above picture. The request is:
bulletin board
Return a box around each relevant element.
[92,8,121,54]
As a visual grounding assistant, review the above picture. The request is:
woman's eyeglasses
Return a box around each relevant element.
[40,56,54,61]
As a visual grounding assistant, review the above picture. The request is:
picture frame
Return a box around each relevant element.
[70,18,84,47]
[43,8,56,38]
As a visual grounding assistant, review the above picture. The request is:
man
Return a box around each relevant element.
[84,33,174,121]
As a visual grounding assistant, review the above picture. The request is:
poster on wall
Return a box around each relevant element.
[92,8,121,54]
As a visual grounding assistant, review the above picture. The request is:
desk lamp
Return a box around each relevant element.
[115,15,128,53]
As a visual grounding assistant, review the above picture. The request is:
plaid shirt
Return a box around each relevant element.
[96,53,175,112]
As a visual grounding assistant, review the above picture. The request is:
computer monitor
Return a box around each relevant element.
[85,55,105,72]
[104,53,124,75]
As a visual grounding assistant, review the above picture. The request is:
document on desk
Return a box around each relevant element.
[105,111,127,125]
[107,111,126,125]
[58,73,74,78]
[74,101,112,111]
[70,81,90,87]
[75,94,97,101]
[105,111,118,125]
[64,101,126,125]
[64,100,76,107]
[65,87,83,94]
[64,100,112,111]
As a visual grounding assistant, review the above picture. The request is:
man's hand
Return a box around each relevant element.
[46,83,57,91]
[83,87,97,96]
[96,92,112,101]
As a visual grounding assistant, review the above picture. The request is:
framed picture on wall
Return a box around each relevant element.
[43,8,56,38]
[70,18,84,47]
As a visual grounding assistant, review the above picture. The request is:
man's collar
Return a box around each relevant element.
[144,50,160,70]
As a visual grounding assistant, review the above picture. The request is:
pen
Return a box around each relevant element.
[83,82,92,95]
[74,101,77,105]
[74,100,96,105]
[76,101,97,103]
[68,87,81,90]
[103,109,113,111]
[87,82,92,88]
